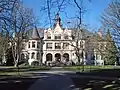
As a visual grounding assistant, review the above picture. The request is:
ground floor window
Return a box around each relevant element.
[46,53,52,61]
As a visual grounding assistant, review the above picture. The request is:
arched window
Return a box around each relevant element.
[37,52,40,60]
[31,52,35,59]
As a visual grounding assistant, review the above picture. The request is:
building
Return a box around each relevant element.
[21,28,43,65]
[21,13,110,66]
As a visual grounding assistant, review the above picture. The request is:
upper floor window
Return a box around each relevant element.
[55,43,61,49]
[37,42,40,48]
[47,34,51,39]
[64,35,68,39]
[32,41,35,48]
[28,42,30,48]
[55,34,61,39]
[80,41,83,48]
[46,43,52,49]
[63,43,69,49]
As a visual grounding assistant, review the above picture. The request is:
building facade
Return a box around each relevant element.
[21,14,107,66]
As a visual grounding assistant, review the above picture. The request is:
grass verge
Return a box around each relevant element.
[63,65,116,72]
[0,66,51,77]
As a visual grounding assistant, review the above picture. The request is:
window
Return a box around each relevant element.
[31,52,35,59]
[47,34,51,39]
[64,35,68,39]
[28,42,30,48]
[55,35,61,39]
[63,43,69,49]
[37,42,40,48]
[37,52,40,60]
[46,43,52,49]
[55,43,61,49]
[32,42,35,48]
[80,41,83,48]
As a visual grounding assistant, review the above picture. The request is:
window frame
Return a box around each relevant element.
[46,43,52,49]
[55,43,61,49]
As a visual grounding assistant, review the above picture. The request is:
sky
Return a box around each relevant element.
[22,0,112,31]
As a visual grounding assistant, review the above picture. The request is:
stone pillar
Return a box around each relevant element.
[52,53,55,62]
[42,52,46,64]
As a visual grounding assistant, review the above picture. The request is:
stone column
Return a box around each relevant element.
[42,52,46,64]
[52,53,55,62]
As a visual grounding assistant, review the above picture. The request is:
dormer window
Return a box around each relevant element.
[47,34,51,39]
[55,34,61,39]
[64,35,68,39]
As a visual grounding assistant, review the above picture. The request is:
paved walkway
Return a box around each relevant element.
[28,71,79,90]
[27,70,120,90]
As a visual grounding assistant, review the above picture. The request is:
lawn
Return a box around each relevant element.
[0,66,51,77]
[63,65,117,72]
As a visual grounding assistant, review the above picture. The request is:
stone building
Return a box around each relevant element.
[21,28,43,65]
[20,14,110,66]
[42,13,93,65]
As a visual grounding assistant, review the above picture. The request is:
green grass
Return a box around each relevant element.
[0,66,51,76]
[63,65,116,72]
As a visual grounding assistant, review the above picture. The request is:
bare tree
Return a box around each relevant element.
[0,0,20,65]
[101,0,120,47]
[1,1,35,67]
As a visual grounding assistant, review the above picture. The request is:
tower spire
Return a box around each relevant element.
[53,13,62,28]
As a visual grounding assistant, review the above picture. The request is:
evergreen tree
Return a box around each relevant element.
[104,29,117,65]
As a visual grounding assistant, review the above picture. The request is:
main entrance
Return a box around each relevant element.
[55,53,61,62]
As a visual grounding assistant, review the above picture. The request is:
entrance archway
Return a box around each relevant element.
[55,53,61,62]
[63,53,69,61]
[46,53,52,61]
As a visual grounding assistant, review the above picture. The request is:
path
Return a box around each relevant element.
[28,70,79,90]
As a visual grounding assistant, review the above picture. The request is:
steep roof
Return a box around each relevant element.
[31,28,40,39]
[26,28,44,39]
